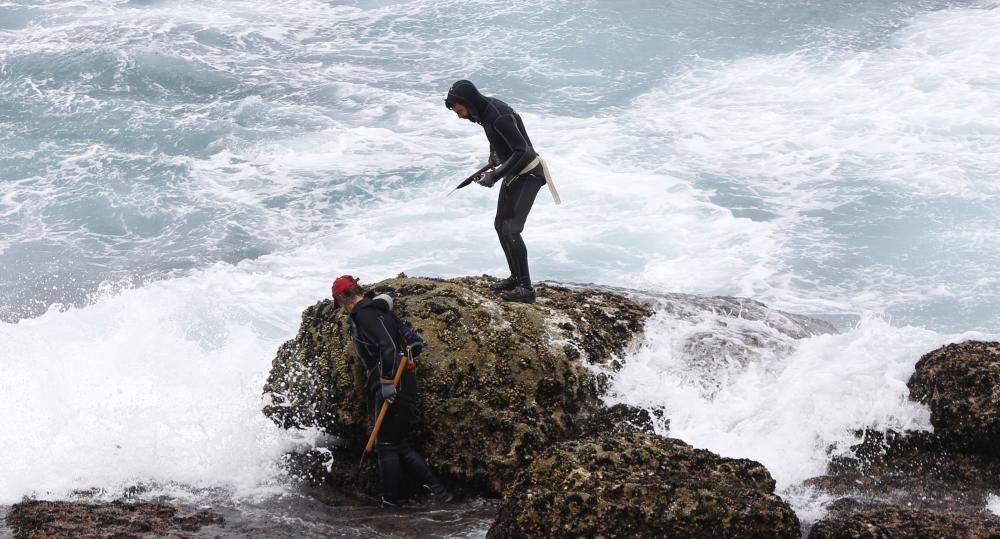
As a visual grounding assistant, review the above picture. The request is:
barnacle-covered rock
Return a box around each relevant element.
[262,276,653,496]
[488,432,800,539]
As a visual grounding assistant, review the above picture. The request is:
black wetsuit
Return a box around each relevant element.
[348,297,444,504]
[446,80,545,285]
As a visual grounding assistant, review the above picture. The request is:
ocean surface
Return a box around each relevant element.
[2,0,999,534]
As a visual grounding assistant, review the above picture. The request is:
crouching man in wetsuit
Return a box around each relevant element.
[331,275,452,507]
[445,80,560,304]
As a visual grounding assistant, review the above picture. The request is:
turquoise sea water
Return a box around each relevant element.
[2,0,999,530]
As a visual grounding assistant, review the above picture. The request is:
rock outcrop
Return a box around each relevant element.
[263,276,653,496]
[487,432,800,539]
[808,507,1000,539]
[262,274,848,537]
[908,340,1000,456]
[4,500,223,539]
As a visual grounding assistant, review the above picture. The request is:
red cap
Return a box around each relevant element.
[331,275,360,297]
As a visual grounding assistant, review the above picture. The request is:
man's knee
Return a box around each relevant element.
[497,220,524,240]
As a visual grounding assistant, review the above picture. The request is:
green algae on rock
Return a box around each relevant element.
[487,432,800,539]
[262,276,654,495]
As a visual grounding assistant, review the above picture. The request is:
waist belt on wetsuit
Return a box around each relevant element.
[515,155,561,205]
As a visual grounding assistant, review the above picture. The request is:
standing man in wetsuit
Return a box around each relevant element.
[332,275,452,507]
[445,80,558,304]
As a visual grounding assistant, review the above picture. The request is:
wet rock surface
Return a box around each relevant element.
[908,340,1000,456]
[4,500,223,539]
[487,432,800,539]
[808,429,1000,516]
[575,402,663,438]
[263,276,654,497]
[807,506,1000,539]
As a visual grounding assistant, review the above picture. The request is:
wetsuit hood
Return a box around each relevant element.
[445,79,488,123]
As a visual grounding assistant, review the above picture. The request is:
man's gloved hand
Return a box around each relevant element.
[380,378,398,404]
[409,340,423,357]
[477,170,499,188]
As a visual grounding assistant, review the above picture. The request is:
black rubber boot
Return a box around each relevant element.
[501,279,535,304]
[424,483,454,503]
[489,275,518,292]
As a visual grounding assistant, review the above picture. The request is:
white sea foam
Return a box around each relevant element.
[613,5,1000,328]
[989,494,1000,516]
[606,308,997,504]
[0,261,319,503]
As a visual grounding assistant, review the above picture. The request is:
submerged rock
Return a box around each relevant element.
[263,276,653,496]
[628,291,837,397]
[4,500,223,539]
[487,432,800,539]
[908,340,1000,456]
[808,507,1000,539]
